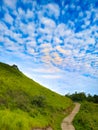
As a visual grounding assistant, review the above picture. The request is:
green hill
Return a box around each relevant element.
[0,62,73,130]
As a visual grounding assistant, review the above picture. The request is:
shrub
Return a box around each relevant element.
[31,95,46,108]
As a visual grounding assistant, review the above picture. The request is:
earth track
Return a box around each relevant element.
[61,103,80,130]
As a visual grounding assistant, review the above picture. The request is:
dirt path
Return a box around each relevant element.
[61,103,80,130]
[33,127,52,130]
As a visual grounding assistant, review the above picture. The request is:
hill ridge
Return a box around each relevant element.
[0,62,73,130]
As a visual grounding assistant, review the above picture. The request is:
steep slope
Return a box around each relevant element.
[0,62,73,130]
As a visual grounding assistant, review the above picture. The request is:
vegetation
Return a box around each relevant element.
[65,92,98,130]
[73,101,98,130]
[65,92,98,103]
[0,62,73,130]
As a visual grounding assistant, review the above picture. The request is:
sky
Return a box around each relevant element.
[0,0,98,95]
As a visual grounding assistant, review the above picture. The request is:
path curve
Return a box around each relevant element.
[61,103,80,130]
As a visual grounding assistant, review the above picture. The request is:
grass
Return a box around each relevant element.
[0,62,73,130]
[73,101,98,130]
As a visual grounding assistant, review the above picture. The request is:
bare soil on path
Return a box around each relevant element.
[61,103,80,130]
[33,103,80,130]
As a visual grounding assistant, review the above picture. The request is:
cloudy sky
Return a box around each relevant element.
[0,0,98,95]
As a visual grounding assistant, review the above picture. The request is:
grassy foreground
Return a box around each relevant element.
[73,101,98,130]
[0,62,73,130]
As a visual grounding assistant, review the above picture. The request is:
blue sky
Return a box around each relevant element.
[0,0,98,95]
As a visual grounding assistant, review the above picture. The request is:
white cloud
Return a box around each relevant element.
[26,9,34,19]
[44,3,60,19]
[27,23,35,35]
[53,37,62,44]
[38,17,56,36]
[86,37,95,45]
[26,40,36,55]
[4,13,13,25]
[0,22,8,34]
[3,37,18,51]
[41,17,56,28]
[54,23,74,38]
[4,0,17,9]
[54,23,66,37]
[51,52,63,65]
[85,10,91,19]
[18,8,25,16]
[1,1,98,82]
[85,20,90,26]
[56,46,72,55]
[40,43,53,53]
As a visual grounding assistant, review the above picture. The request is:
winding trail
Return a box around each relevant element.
[61,103,80,130]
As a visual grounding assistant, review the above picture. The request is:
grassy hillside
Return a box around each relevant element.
[73,101,98,130]
[0,62,73,130]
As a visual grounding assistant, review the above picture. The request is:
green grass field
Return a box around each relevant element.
[73,101,98,130]
[0,62,73,130]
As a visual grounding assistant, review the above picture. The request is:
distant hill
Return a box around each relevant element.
[0,62,73,130]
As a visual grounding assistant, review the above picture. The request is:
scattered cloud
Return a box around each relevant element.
[4,12,13,25]
[0,0,98,94]
[44,3,60,19]
[4,0,17,9]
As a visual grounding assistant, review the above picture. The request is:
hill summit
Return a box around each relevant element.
[12,64,19,70]
[0,62,73,130]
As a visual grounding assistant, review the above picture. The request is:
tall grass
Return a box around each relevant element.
[73,101,98,130]
[0,62,73,130]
